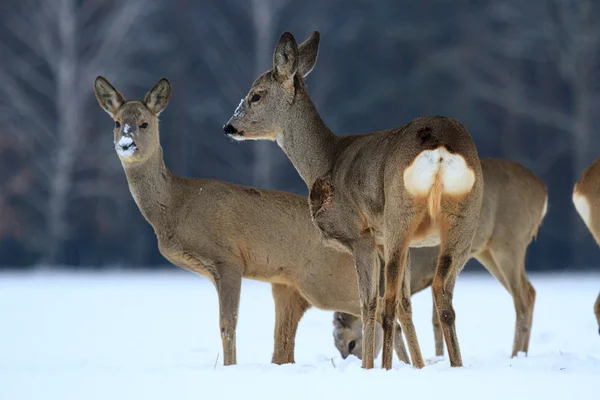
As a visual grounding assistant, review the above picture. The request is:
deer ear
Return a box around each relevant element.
[94,76,124,116]
[298,31,320,78]
[144,78,171,115]
[273,32,299,85]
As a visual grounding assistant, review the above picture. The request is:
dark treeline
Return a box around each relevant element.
[0,0,598,270]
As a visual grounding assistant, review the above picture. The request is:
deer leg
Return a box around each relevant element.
[352,238,379,369]
[432,290,444,357]
[489,247,535,357]
[395,251,424,368]
[271,283,310,364]
[432,215,475,368]
[376,256,409,364]
[393,321,410,364]
[215,267,243,366]
[520,276,536,354]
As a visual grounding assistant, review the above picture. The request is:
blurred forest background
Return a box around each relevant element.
[0,0,599,271]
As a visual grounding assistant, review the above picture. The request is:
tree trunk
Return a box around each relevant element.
[251,0,285,188]
[44,0,79,264]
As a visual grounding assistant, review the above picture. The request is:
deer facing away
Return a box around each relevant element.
[572,158,600,335]
[224,31,484,370]
[93,76,412,366]
[333,158,547,360]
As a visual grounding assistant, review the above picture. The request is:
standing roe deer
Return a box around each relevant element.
[572,158,600,335]
[224,31,484,370]
[333,158,547,359]
[93,76,412,366]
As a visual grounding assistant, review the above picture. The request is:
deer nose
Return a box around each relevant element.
[223,124,238,135]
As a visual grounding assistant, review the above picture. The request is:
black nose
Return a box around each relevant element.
[223,124,237,135]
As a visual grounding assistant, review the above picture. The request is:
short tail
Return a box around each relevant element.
[428,173,443,223]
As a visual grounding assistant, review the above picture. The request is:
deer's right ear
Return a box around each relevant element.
[273,32,299,88]
[94,76,124,117]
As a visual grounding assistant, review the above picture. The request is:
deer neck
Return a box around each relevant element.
[278,94,337,187]
[121,146,174,225]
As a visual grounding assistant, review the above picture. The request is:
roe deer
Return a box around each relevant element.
[572,158,600,335]
[224,31,484,370]
[93,76,411,366]
[333,158,547,359]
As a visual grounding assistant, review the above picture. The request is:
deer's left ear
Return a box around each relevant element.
[144,78,171,115]
[273,32,299,92]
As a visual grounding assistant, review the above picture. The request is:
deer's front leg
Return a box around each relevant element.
[271,283,310,364]
[352,237,379,369]
[214,266,243,366]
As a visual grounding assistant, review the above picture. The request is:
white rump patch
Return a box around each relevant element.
[403,146,476,197]
[573,191,591,228]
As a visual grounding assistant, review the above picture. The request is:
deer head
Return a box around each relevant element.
[94,76,171,163]
[223,31,320,143]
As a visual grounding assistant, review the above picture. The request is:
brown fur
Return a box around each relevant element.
[93,76,410,367]
[225,31,484,370]
[334,158,548,359]
[572,157,600,334]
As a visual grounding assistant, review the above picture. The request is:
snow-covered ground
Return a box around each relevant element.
[0,270,598,400]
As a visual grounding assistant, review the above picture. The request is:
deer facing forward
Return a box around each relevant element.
[224,31,484,370]
[94,76,412,366]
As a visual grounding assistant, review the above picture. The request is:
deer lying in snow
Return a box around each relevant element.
[94,76,415,366]
[224,31,484,370]
[572,158,600,335]
[333,158,547,360]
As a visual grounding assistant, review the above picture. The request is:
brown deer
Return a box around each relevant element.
[224,31,484,370]
[572,158,600,335]
[93,76,413,367]
[333,158,547,360]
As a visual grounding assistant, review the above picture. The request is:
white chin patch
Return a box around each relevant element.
[116,145,136,157]
[229,134,247,142]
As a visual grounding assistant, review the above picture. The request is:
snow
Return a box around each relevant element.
[233,98,245,117]
[123,123,131,134]
[116,135,135,157]
[0,271,598,400]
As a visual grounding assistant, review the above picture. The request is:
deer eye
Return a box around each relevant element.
[348,340,356,352]
[250,93,261,103]
[140,123,148,129]
[115,121,121,128]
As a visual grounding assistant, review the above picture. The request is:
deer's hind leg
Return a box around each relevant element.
[488,246,536,357]
[432,290,444,357]
[271,283,310,364]
[432,213,478,368]
[352,237,380,369]
[214,264,243,366]
[381,210,424,370]
[375,254,410,364]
